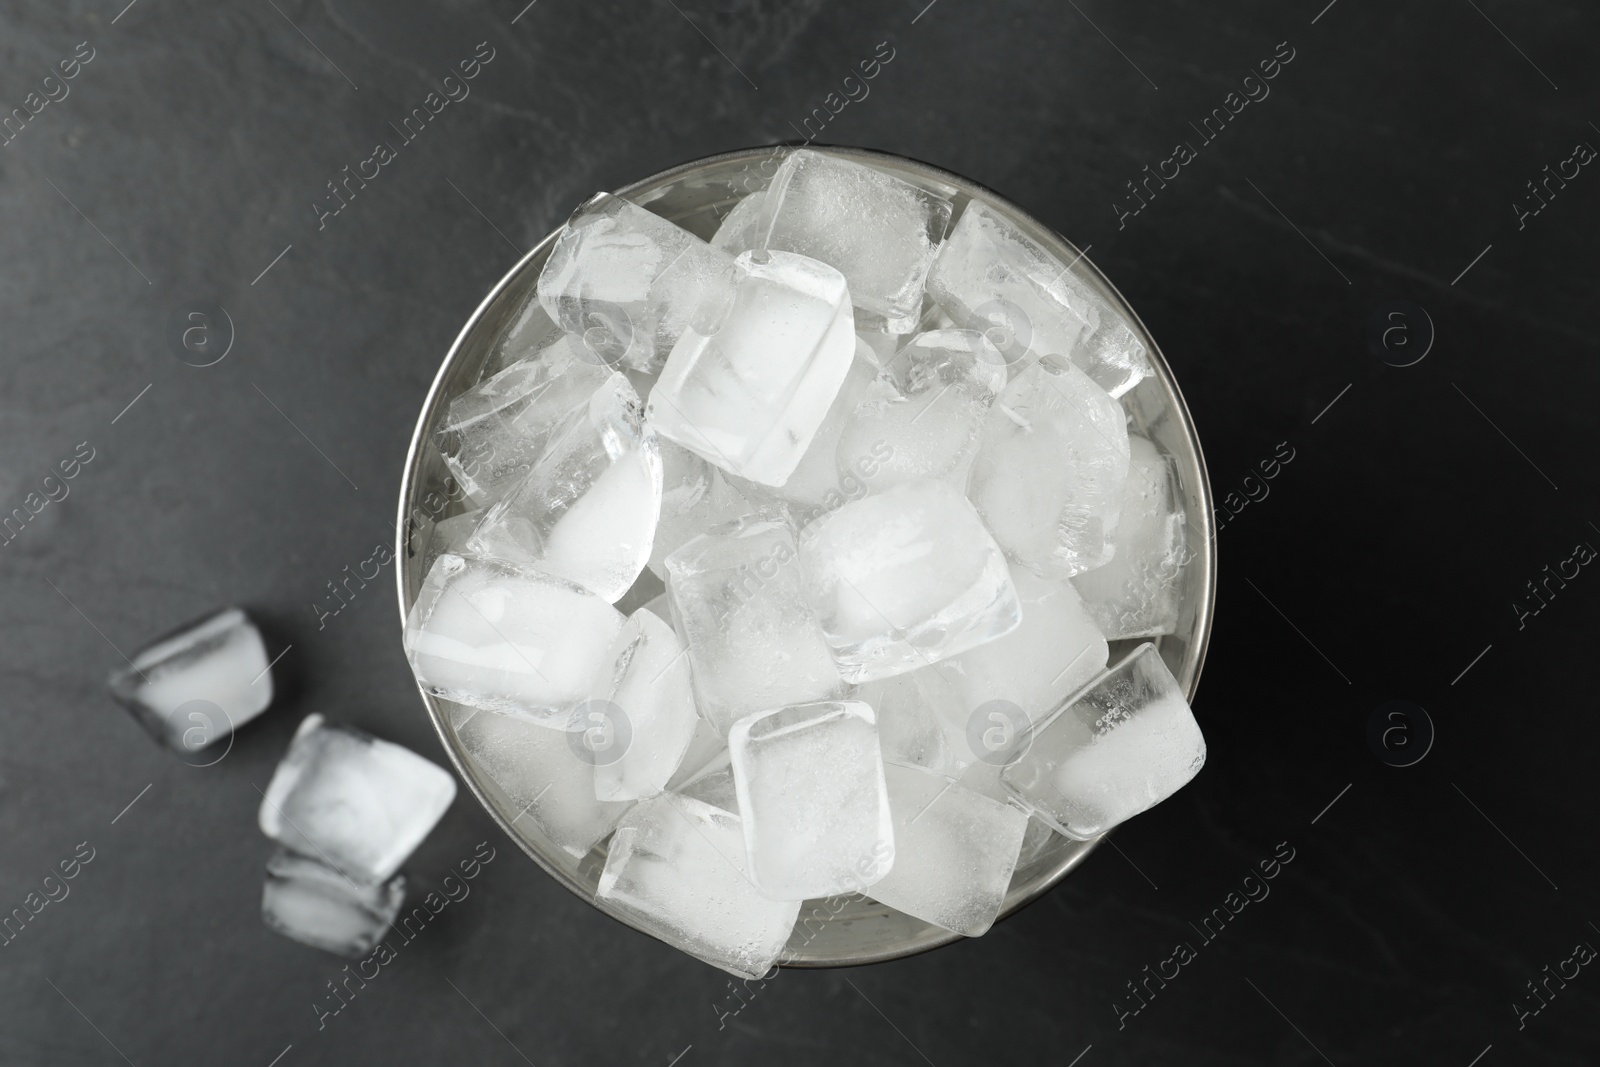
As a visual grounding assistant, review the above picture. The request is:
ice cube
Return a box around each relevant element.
[868,764,1028,936]
[646,249,856,487]
[968,357,1130,577]
[108,607,274,759]
[466,373,663,602]
[675,749,739,813]
[835,329,1007,493]
[1002,644,1205,839]
[404,554,625,728]
[728,700,894,900]
[665,520,845,735]
[537,193,734,373]
[588,608,698,802]
[852,669,967,777]
[597,793,799,979]
[261,848,405,957]
[452,707,631,858]
[764,335,880,519]
[647,441,759,581]
[1071,435,1187,639]
[422,507,485,574]
[941,564,1108,731]
[710,190,768,254]
[926,201,1152,396]
[258,714,457,884]
[434,339,614,507]
[664,715,727,791]
[798,480,1020,683]
[756,150,952,333]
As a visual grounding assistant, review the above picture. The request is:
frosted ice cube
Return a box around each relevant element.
[404,554,625,727]
[597,793,799,979]
[942,564,1108,730]
[766,335,880,518]
[729,700,894,900]
[868,764,1028,936]
[537,193,733,373]
[647,440,759,581]
[665,520,844,734]
[589,608,698,802]
[710,190,768,254]
[927,201,1152,396]
[422,508,485,574]
[258,714,457,884]
[968,357,1130,577]
[1071,435,1187,639]
[647,249,856,487]
[453,707,632,858]
[434,339,614,507]
[756,150,952,333]
[1002,644,1205,839]
[261,848,405,958]
[835,329,1007,493]
[108,607,274,758]
[852,668,967,776]
[798,480,1020,683]
[466,374,662,602]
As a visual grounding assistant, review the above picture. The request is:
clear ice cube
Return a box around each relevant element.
[466,373,663,602]
[926,201,1152,397]
[597,793,800,979]
[589,608,699,802]
[257,714,457,884]
[646,249,856,487]
[675,749,739,813]
[710,190,768,255]
[756,150,952,333]
[434,339,614,507]
[1002,644,1205,839]
[835,329,1007,493]
[852,669,967,777]
[941,564,1108,730]
[537,193,734,374]
[453,707,632,858]
[728,700,894,900]
[968,356,1130,577]
[422,507,485,574]
[261,848,405,958]
[868,763,1028,936]
[664,520,845,735]
[1071,435,1187,639]
[108,607,274,758]
[798,479,1020,683]
[647,440,758,581]
[404,554,625,728]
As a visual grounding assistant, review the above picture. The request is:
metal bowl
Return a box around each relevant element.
[395,146,1215,968]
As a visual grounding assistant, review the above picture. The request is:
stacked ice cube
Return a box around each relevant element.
[404,148,1205,977]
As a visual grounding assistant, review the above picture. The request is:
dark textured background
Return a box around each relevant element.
[3,1,1598,1064]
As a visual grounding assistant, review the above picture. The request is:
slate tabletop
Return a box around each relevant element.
[2,1,1598,1065]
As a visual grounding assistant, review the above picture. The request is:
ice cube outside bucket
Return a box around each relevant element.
[395,146,1216,968]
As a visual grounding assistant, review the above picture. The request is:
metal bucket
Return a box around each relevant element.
[395,146,1216,967]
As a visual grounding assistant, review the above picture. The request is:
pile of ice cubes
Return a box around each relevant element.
[407,148,1206,978]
